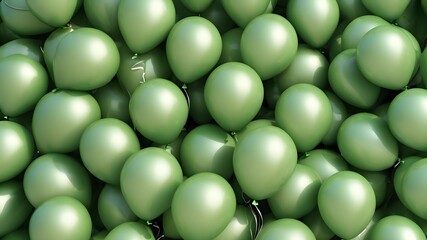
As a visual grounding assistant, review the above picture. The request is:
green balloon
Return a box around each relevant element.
[26,0,78,26]
[166,16,222,83]
[105,222,155,240]
[220,0,269,28]
[129,78,188,144]
[388,88,427,151]
[287,0,340,48]
[23,153,92,208]
[91,231,108,240]
[204,62,264,131]
[235,118,276,142]
[200,0,236,34]
[180,0,213,12]
[349,206,386,240]
[118,0,175,53]
[29,196,92,240]
[400,158,427,220]
[318,171,376,239]
[356,169,390,207]
[0,121,34,182]
[2,229,30,240]
[275,83,332,152]
[152,130,187,160]
[337,0,370,21]
[386,197,427,236]
[0,38,44,64]
[302,208,335,240]
[171,172,236,240]
[329,49,381,109]
[93,80,131,123]
[84,0,121,39]
[0,55,48,117]
[299,149,349,181]
[257,219,316,240]
[322,91,348,146]
[394,156,422,204]
[325,20,348,61]
[162,208,181,239]
[43,27,74,79]
[0,181,33,237]
[53,27,120,91]
[368,215,426,240]
[186,78,214,124]
[120,147,183,220]
[233,126,297,200]
[401,27,422,78]
[268,164,322,219]
[356,25,416,90]
[213,205,256,240]
[218,28,243,64]
[240,13,298,80]
[361,0,410,21]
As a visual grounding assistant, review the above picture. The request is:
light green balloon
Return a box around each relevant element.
[257,219,316,240]
[361,0,410,21]
[43,27,74,79]
[394,156,422,205]
[104,222,155,240]
[368,215,426,240]
[235,119,276,142]
[322,91,348,146]
[220,0,270,28]
[341,15,389,50]
[299,149,349,181]
[27,0,78,26]
[213,205,256,240]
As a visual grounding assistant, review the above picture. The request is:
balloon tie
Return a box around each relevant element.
[230,131,238,143]
[182,84,191,109]
[131,59,146,84]
[241,193,263,239]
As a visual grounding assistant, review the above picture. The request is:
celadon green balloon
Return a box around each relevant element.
[268,164,321,219]
[120,147,183,220]
[368,215,426,240]
[394,156,421,204]
[0,38,44,64]
[84,0,121,39]
[322,91,348,146]
[0,55,48,117]
[274,45,329,91]
[400,158,427,220]
[163,208,181,239]
[302,208,335,240]
[23,153,92,208]
[80,118,140,185]
[218,28,243,64]
[186,79,214,124]
[240,13,298,80]
[166,16,222,83]
[233,126,297,200]
[329,49,381,109]
[204,62,264,131]
[257,219,316,240]
[171,172,236,240]
[53,27,120,91]
[32,90,101,153]
[26,0,78,27]
[275,83,332,152]
[299,149,349,181]
[105,222,155,240]
[0,121,34,182]
[356,169,390,207]
[287,0,340,48]
[180,0,213,12]
[341,15,389,50]
[43,27,74,79]
[93,80,131,123]
[356,25,416,90]
[0,181,33,237]
[388,88,427,151]
[29,196,92,240]
[337,0,370,21]
[180,124,235,179]
[200,0,236,34]
[361,0,410,21]
[118,0,175,53]
[337,113,399,171]
[129,78,188,144]
[213,205,256,240]
[98,184,137,230]
[318,171,376,239]
[220,0,269,28]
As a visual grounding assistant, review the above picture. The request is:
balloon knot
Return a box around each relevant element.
[251,200,259,206]
[304,152,310,157]
[52,88,58,93]
[131,53,139,60]
[146,220,152,226]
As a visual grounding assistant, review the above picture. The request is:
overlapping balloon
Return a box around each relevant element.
[2,0,427,239]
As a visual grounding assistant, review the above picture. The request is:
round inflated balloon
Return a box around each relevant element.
[29,196,92,240]
[105,222,154,240]
[240,13,298,80]
[368,215,426,240]
[0,38,44,64]
[0,181,33,237]
[337,0,370,21]
[361,0,410,21]
[233,126,297,200]
[163,208,181,239]
[129,78,188,144]
[299,149,349,181]
[0,121,34,182]
[318,171,376,239]
[84,0,120,39]
[213,205,256,240]
[302,208,335,240]
[0,55,48,117]
[200,0,236,34]
[356,25,416,90]
[27,0,78,26]
[257,219,316,240]
[322,91,348,145]
[275,83,332,152]
[235,119,276,142]
[118,0,175,53]
[171,172,236,240]
[287,0,340,48]
[186,79,213,124]
[220,0,269,27]
[204,62,264,131]
[388,88,427,151]
[180,0,213,12]
[394,156,421,204]
[43,27,74,79]
[400,158,427,220]
[93,80,131,123]
[120,147,183,220]
[341,15,389,50]
[218,28,243,64]
[166,16,222,83]
[356,169,390,207]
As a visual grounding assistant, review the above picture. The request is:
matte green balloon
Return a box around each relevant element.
[240,13,298,80]
[337,0,370,21]
[337,113,399,171]
[361,0,410,21]
[213,205,256,240]
[180,0,213,12]
[220,0,269,27]
[129,78,188,144]
[394,156,421,204]
[218,28,243,64]
[166,16,222,83]
[329,49,381,109]
[84,0,120,39]
[186,78,214,124]
[356,169,390,207]
[299,149,349,181]
[268,164,321,219]
[287,0,340,48]
[105,222,155,240]
[257,219,316,240]
[368,215,426,240]
[356,25,416,90]
[93,80,131,123]
[120,147,183,220]
[275,83,332,152]
[53,27,120,91]
[233,126,297,200]
[118,0,175,53]
[2,229,30,240]
[400,158,427,220]
[302,208,335,240]
[0,121,34,182]
[318,171,376,239]
[162,208,181,239]
[0,181,33,237]
[27,0,78,26]
[0,38,44,64]
[388,88,427,151]
[29,196,92,240]
[171,172,236,240]
[0,55,48,117]
[43,27,74,79]
[200,0,236,34]
[322,91,348,146]
[23,153,92,208]
[204,62,264,131]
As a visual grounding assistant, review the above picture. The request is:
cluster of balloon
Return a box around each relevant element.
[4,0,427,239]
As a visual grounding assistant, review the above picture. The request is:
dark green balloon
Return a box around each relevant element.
[91,231,108,240]
[186,78,214,124]
[341,15,389,50]
[26,0,78,26]
[204,62,264,131]
[43,27,74,79]
[337,0,370,21]
[240,13,298,80]
[400,158,427,220]
[299,149,349,181]
[2,229,30,240]
[325,20,348,61]
[361,0,410,21]
[129,78,188,144]
[180,0,213,12]
[218,28,243,64]
[93,80,131,123]
[152,130,187,160]
[173,0,195,22]
[419,46,427,87]
[171,172,236,240]
[84,0,120,39]
[105,222,155,240]
[233,126,297,200]
[200,0,236,34]
[32,90,101,153]
[257,219,316,240]
[368,215,426,240]
[213,205,256,240]
[302,208,335,240]
[162,208,181,239]
[220,0,269,28]
[0,38,44,64]
[29,196,92,240]
[322,91,348,146]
